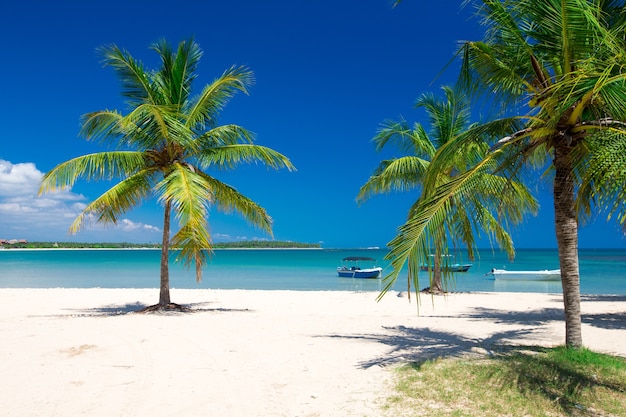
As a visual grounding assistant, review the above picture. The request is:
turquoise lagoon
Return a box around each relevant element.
[0,248,624,294]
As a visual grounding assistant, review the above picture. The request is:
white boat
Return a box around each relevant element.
[488,268,561,281]
[337,256,382,279]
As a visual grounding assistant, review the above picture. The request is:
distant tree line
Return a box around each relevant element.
[1,241,320,249]
[3,241,161,249]
[213,240,321,249]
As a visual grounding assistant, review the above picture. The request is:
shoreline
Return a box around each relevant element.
[1,288,624,417]
[1,285,625,297]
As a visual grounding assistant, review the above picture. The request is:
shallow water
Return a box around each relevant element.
[0,248,624,294]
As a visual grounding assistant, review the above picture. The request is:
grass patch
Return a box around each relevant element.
[384,347,626,417]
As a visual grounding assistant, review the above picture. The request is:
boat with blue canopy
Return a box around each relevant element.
[337,256,382,279]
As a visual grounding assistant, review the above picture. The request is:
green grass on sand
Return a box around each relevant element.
[385,346,626,417]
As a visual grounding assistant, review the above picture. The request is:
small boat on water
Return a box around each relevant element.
[419,263,472,273]
[488,268,561,281]
[337,256,382,279]
[419,254,472,272]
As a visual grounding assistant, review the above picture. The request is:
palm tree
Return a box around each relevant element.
[459,0,626,348]
[387,0,626,347]
[39,39,295,309]
[359,86,537,296]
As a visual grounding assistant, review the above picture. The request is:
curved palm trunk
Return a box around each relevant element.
[553,142,582,348]
[158,200,172,305]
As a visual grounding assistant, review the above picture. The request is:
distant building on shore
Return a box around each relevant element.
[0,239,28,246]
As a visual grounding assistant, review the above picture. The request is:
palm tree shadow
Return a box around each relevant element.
[581,294,626,302]
[583,312,626,330]
[459,306,564,326]
[324,302,573,369]
[580,294,626,330]
[326,325,536,369]
[64,301,252,316]
[327,300,624,369]
[60,301,149,316]
[463,298,625,330]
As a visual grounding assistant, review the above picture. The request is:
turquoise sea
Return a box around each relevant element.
[0,248,624,294]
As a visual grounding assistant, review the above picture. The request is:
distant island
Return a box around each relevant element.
[0,240,321,249]
[213,241,321,249]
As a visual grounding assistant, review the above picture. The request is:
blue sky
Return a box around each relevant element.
[0,0,624,249]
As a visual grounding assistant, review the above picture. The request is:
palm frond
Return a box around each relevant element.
[99,44,159,106]
[186,66,255,129]
[39,151,147,193]
[123,103,194,150]
[68,170,155,233]
[171,222,212,281]
[202,174,274,235]
[576,130,626,230]
[79,110,125,144]
[198,144,296,171]
[415,86,472,147]
[80,103,193,152]
[152,38,202,107]
[157,163,211,227]
[196,124,255,147]
[373,119,436,157]
[380,158,493,300]
[422,116,531,187]
[156,164,213,281]
[458,41,536,103]
[357,156,428,203]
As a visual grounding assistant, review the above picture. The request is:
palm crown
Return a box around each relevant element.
[360,86,537,296]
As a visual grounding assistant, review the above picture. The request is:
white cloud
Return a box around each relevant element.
[211,234,269,242]
[0,160,43,197]
[143,224,160,232]
[213,233,233,241]
[0,159,160,241]
[231,236,269,242]
[117,219,160,233]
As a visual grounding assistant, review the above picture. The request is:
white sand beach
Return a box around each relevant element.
[0,288,624,417]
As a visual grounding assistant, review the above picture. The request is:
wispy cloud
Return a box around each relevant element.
[0,159,160,241]
[117,219,160,233]
[213,233,234,241]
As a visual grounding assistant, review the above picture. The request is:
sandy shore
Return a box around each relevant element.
[1,288,624,417]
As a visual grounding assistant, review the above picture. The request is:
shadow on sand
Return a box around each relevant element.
[325,299,625,369]
[62,301,252,316]
[329,325,537,369]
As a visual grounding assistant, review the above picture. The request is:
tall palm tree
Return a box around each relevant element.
[387,0,626,347]
[359,86,537,296]
[39,39,295,309]
[459,0,626,348]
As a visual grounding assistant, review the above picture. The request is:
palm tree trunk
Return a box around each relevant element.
[432,247,443,293]
[159,200,172,305]
[553,142,582,348]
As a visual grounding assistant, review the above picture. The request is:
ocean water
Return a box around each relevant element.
[0,248,624,295]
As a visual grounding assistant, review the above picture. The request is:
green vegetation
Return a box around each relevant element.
[383,0,626,348]
[213,240,320,249]
[385,347,626,417]
[2,241,160,249]
[358,86,536,295]
[39,39,294,308]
